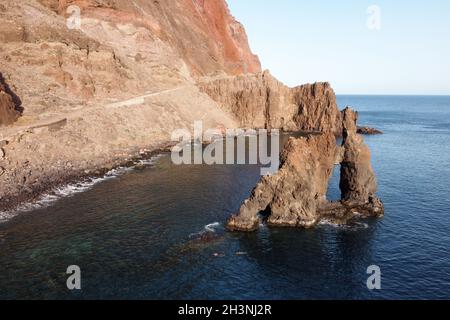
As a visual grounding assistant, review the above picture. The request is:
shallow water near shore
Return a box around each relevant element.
[1,95,450,299]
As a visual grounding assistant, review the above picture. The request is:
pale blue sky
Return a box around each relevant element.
[228,0,450,95]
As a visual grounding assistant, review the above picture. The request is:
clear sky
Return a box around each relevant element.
[227,0,450,95]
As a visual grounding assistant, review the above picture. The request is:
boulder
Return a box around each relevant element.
[357,126,383,135]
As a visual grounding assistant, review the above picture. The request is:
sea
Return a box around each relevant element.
[0,95,449,299]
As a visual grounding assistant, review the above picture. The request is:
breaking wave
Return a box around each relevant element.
[189,222,222,240]
[319,219,369,231]
[0,155,163,223]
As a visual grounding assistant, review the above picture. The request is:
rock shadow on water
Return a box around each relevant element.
[232,218,381,299]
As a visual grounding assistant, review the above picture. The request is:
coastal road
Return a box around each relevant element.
[105,86,189,109]
[0,85,190,142]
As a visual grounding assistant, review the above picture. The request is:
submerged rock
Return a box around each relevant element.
[318,195,384,225]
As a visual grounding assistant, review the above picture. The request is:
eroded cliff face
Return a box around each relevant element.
[37,0,261,76]
[198,71,342,134]
[1,0,261,116]
[227,107,384,232]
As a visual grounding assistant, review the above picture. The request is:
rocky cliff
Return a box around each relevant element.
[0,0,381,217]
[37,0,261,76]
[198,71,342,134]
[1,0,261,112]
[1,0,251,210]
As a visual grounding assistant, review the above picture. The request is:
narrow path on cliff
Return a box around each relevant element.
[1,75,234,142]
[0,85,191,142]
[104,86,190,109]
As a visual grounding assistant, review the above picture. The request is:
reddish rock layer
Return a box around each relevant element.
[38,0,261,76]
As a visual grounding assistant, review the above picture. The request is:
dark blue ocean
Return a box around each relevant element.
[0,95,449,299]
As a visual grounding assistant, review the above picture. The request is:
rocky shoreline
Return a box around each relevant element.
[0,142,174,214]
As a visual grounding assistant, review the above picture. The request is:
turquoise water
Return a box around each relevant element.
[0,95,449,299]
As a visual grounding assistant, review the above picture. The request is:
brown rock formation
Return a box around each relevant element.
[227,107,384,232]
[292,82,343,134]
[334,108,384,218]
[228,132,337,231]
[340,108,377,202]
[198,71,342,134]
[0,75,20,127]
[357,126,383,135]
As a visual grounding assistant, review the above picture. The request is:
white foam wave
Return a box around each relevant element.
[319,219,369,230]
[354,222,369,229]
[204,222,220,232]
[0,155,162,223]
[189,222,221,239]
[318,219,344,228]
[0,211,16,223]
[136,154,163,166]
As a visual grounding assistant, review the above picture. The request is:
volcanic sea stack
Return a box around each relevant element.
[227,107,384,232]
